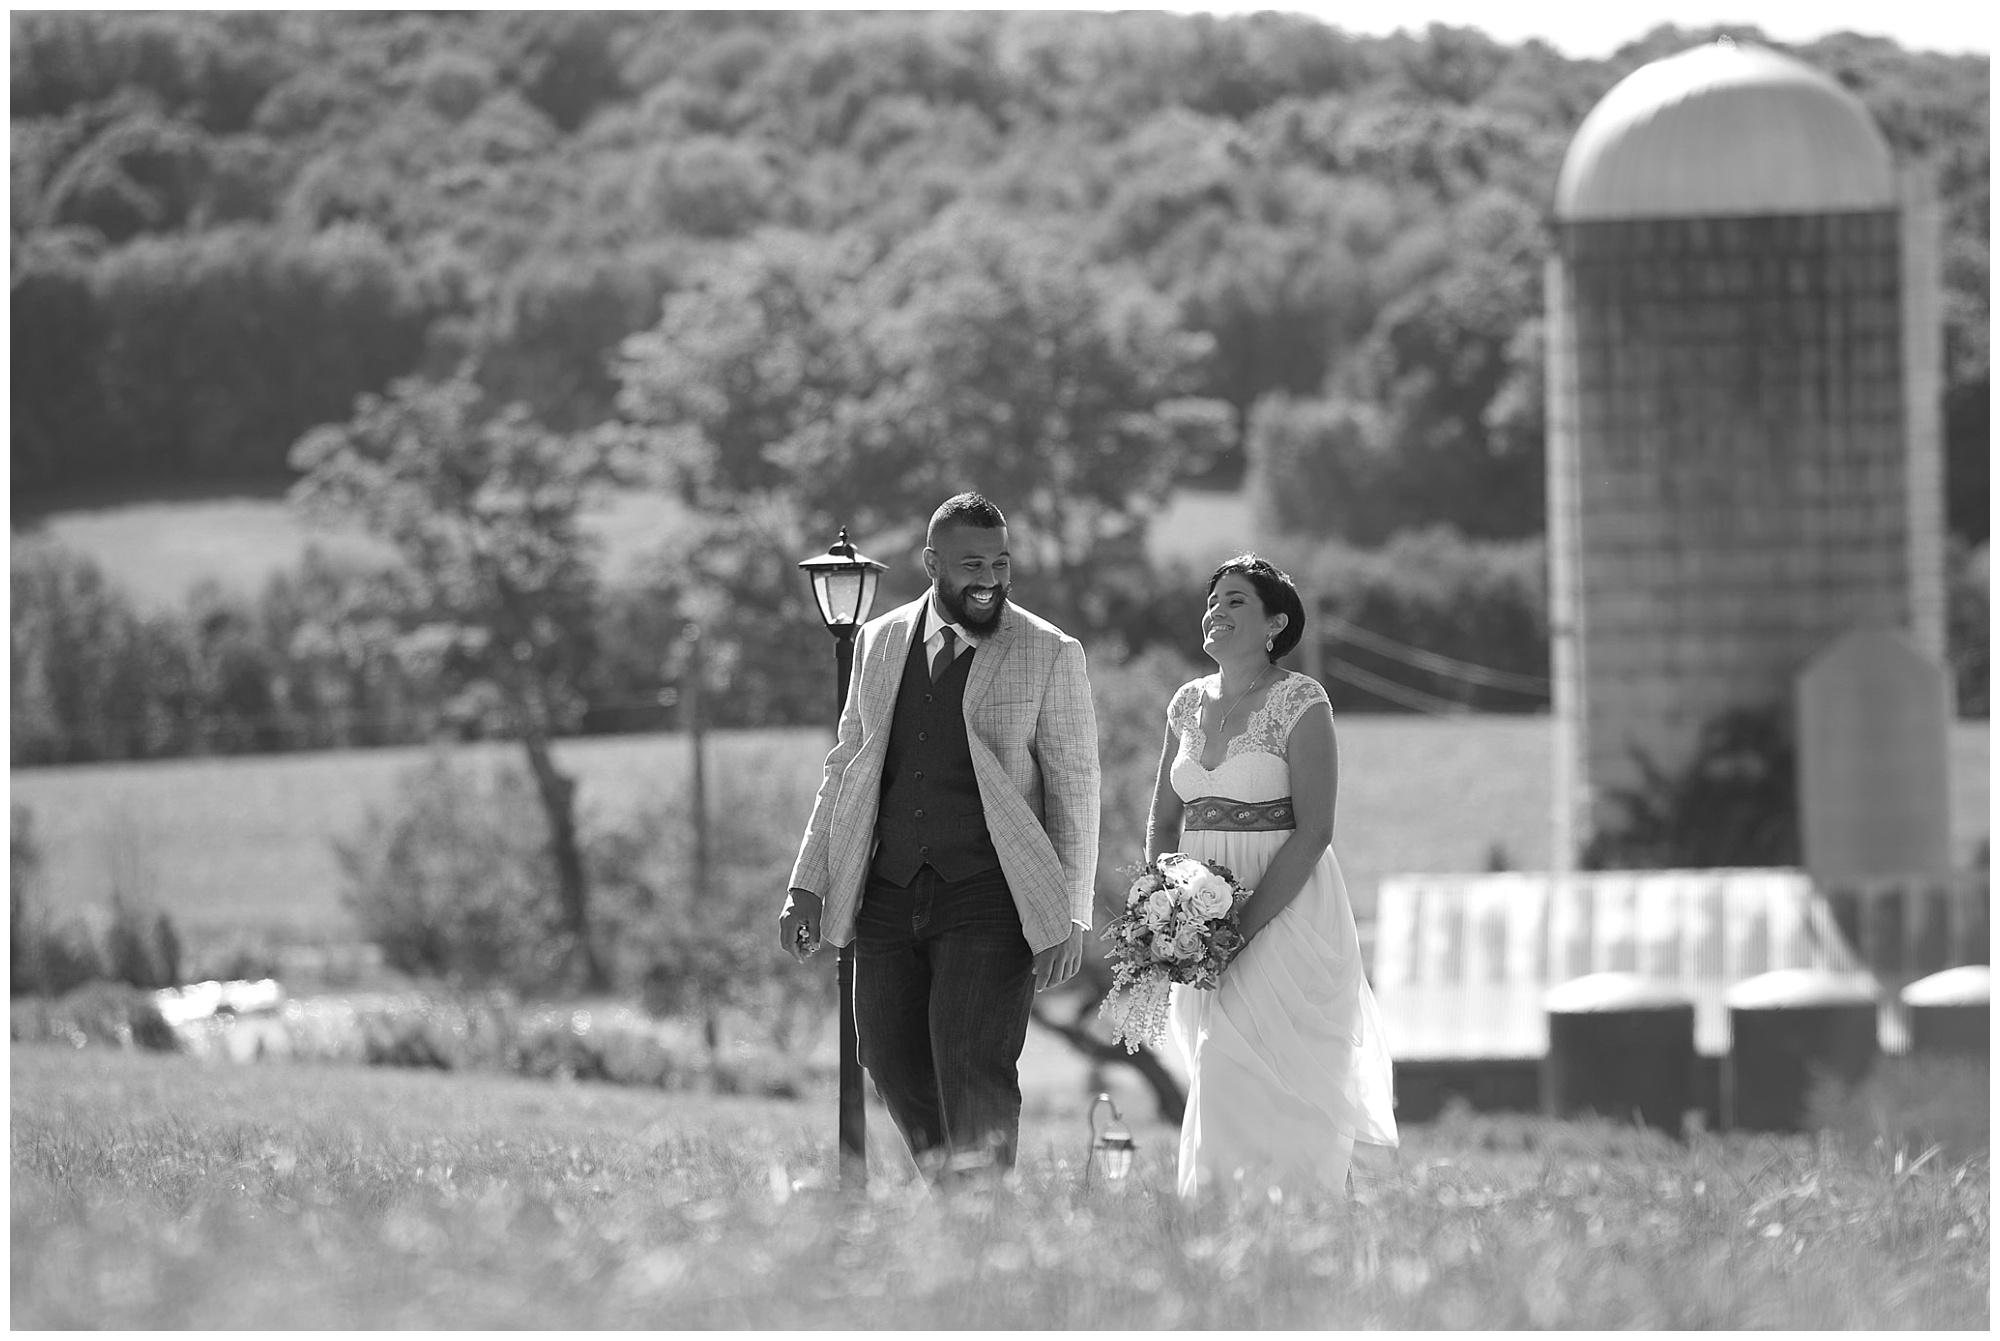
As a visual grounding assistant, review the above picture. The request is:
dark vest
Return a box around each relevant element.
[871,624,999,884]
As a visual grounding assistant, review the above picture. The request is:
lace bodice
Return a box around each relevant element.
[1168,671,1330,805]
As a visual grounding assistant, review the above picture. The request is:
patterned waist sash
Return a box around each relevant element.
[1183,796,1295,833]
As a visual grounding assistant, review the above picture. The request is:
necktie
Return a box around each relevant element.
[931,626,958,683]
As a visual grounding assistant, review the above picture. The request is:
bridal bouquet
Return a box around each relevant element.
[1096,852,1251,1053]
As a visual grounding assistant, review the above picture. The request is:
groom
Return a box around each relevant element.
[779,492,1100,1177]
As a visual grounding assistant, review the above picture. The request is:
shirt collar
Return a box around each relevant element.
[925,593,981,648]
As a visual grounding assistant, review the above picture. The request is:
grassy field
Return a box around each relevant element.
[12,718,1988,942]
[13,490,691,611]
[11,1045,1987,1328]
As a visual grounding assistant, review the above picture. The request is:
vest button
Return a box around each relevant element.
[919,845,930,856]
[917,731,928,741]
[924,694,934,703]
[914,770,923,780]
[914,808,924,818]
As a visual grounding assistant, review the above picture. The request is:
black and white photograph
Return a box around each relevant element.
[9,2,1989,1329]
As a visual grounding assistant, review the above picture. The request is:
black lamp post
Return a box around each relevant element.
[798,526,886,1190]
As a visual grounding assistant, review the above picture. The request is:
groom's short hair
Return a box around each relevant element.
[928,492,1006,548]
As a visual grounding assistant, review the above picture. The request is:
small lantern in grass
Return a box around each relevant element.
[1088,1092,1136,1183]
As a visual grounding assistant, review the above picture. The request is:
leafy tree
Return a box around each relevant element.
[1342,187,1546,538]
[85,224,433,486]
[41,109,214,243]
[472,246,682,432]
[637,134,783,239]
[1245,392,1396,543]
[10,11,291,132]
[620,208,1232,635]
[290,373,622,990]
[499,11,630,134]
[10,244,108,492]
[833,207,1230,626]
[1582,706,1800,870]
[616,227,874,507]
[10,542,171,763]
[259,548,441,750]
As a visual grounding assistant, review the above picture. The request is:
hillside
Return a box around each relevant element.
[13,11,1987,523]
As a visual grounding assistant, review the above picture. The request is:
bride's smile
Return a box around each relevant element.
[1202,574,1284,668]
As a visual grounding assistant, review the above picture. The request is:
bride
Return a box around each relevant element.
[1146,554,1398,1198]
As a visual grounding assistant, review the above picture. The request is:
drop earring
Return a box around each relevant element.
[1265,636,1275,652]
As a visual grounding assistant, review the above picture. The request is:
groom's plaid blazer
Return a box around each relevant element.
[788,595,1101,955]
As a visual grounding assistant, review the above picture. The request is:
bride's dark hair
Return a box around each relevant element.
[1207,554,1305,663]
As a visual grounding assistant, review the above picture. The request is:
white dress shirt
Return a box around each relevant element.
[922,597,978,671]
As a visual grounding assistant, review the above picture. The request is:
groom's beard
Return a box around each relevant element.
[938,577,1009,633]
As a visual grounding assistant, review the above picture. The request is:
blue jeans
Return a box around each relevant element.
[852,864,1035,1177]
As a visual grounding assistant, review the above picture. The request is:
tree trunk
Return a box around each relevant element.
[518,729,607,992]
[1030,996,1187,1124]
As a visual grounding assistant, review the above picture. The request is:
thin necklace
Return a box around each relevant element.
[1215,662,1275,734]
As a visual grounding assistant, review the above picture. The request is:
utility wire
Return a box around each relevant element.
[1319,610,1550,694]
[1321,658,1471,717]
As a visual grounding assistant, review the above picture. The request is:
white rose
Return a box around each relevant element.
[1186,874,1234,921]
[1143,888,1175,929]
[1172,923,1207,961]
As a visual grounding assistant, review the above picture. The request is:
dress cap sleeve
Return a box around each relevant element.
[1276,672,1332,737]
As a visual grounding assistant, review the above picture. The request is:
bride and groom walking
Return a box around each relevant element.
[777,492,1397,1197]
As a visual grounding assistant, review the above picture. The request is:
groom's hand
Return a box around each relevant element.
[1033,925,1086,992]
[778,888,823,964]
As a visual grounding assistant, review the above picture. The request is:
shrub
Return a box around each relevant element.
[11,981,178,1052]
[103,896,183,990]
[336,751,576,993]
[11,919,105,1000]
[339,993,694,1089]
[11,803,110,998]
[589,736,831,1058]
[1948,538,1987,718]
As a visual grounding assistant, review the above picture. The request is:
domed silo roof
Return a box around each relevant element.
[1556,40,1896,221]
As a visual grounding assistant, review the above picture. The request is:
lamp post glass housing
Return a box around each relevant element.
[800,528,885,634]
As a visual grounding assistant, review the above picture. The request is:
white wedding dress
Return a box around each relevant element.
[1166,671,1399,1198]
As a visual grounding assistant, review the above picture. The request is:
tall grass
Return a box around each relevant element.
[12,1047,1986,1329]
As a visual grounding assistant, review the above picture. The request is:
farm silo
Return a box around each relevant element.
[1544,39,1947,866]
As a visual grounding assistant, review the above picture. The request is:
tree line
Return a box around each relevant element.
[11,9,1991,773]
[13,11,1986,523]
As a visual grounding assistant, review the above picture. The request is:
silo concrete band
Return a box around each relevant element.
[1544,40,1947,861]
